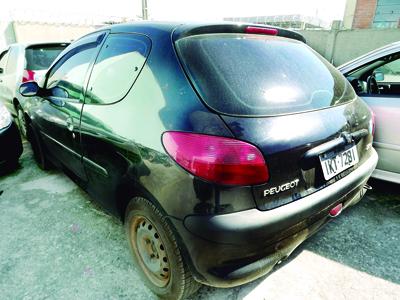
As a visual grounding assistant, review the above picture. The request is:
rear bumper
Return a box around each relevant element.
[0,121,23,165]
[173,149,378,287]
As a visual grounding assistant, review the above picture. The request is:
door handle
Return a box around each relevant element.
[66,117,74,132]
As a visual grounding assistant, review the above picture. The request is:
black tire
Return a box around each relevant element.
[27,123,51,170]
[125,197,200,300]
[16,104,27,139]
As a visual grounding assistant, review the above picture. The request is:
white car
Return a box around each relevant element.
[0,42,68,137]
[339,42,400,184]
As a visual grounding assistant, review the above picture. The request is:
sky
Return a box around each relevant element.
[0,0,348,24]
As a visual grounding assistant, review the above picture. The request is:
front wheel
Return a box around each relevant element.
[16,104,27,138]
[125,197,200,300]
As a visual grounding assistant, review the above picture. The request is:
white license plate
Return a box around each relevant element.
[319,145,359,180]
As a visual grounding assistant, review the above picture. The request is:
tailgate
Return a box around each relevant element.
[221,98,374,210]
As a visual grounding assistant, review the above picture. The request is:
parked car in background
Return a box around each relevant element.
[339,41,400,184]
[19,23,377,299]
[0,42,69,137]
[0,101,22,170]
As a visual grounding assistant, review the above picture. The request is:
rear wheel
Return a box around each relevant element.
[16,104,27,138]
[125,197,200,300]
[28,123,51,170]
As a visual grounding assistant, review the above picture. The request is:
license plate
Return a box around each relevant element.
[319,145,359,180]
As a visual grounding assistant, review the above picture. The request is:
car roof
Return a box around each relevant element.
[98,21,306,43]
[338,41,400,74]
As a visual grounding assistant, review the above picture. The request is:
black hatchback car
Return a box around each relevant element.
[20,22,378,299]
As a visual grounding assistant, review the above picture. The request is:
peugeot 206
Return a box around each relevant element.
[19,22,378,299]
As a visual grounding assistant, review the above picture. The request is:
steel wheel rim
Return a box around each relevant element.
[130,215,170,287]
[17,109,26,137]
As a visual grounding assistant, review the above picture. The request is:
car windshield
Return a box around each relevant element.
[176,34,356,116]
[25,44,68,71]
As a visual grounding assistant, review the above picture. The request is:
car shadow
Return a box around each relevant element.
[293,178,400,284]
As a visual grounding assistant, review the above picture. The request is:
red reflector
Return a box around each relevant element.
[329,203,343,217]
[22,70,36,83]
[245,26,278,36]
[162,132,269,186]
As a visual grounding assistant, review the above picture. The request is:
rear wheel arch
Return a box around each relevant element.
[116,179,164,222]
[125,196,201,299]
[116,179,201,283]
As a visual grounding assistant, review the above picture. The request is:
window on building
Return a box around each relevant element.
[373,0,400,29]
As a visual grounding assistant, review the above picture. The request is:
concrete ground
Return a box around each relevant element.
[0,142,399,300]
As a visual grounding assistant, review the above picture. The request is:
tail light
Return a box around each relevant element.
[245,26,278,36]
[162,131,269,186]
[22,70,36,83]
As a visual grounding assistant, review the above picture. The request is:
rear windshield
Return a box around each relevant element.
[176,34,356,116]
[25,44,68,70]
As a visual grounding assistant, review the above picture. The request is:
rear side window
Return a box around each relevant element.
[176,34,356,116]
[85,33,151,105]
[25,44,68,71]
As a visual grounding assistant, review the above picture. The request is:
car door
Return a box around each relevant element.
[360,57,400,174]
[79,33,151,213]
[35,31,107,180]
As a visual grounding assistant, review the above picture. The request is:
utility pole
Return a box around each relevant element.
[142,0,148,20]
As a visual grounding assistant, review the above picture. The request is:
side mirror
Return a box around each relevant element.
[19,81,40,97]
[374,71,384,82]
[0,67,3,74]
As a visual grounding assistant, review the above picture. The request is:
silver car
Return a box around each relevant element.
[339,42,400,184]
[0,42,68,137]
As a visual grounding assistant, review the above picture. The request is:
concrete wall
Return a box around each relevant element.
[0,22,17,50]
[298,28,400,66]
[0,21,100,51]
[343,0,357,29]
[13,21,98,44]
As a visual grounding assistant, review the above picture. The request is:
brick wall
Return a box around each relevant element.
[352,0,377,28]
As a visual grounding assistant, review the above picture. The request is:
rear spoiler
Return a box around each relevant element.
[173,23,306,43]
